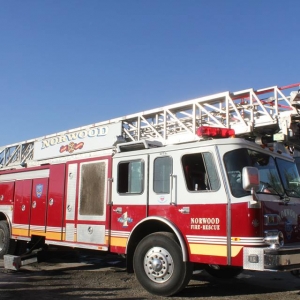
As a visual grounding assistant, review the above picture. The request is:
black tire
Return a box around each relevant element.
[0,220,16,258]
[204,264,243,279]
[133,232,193,297]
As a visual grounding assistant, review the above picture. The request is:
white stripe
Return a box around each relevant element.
[0,169,49,181]
[46,240,108,251]
[29,225,45,231]
[186,235,264,246]
[110,230,130,237]
[12,223,29,229]
[187,237,227,244]
[46,226,65,233]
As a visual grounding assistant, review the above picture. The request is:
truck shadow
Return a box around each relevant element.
[1,250,300,299]
[176,270,300,298]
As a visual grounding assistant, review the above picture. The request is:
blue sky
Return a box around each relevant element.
[0,0,299,146]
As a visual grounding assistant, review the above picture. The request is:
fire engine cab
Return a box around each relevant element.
[1,83,300,296]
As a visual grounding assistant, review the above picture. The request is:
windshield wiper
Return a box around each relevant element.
[259,181,284,200]
[284,188,300,197]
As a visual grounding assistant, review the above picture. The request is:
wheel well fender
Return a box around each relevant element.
[125,217,189,272]
[0,212,12,234]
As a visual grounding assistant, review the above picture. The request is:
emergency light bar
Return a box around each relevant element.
[197,126,235,138]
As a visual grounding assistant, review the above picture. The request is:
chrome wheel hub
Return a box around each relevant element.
[143,246,174,283]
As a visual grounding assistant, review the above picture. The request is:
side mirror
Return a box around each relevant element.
[242,167,260,191]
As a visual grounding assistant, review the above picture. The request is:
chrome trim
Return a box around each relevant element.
[215,145,232,265]
[244,245,300,271]
[264,214,280,226]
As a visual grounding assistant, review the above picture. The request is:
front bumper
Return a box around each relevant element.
[243,245,300,271]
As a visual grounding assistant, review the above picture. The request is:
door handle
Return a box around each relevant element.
[170,174,177,205]
[113,207,122,213]
[178,207,190,214]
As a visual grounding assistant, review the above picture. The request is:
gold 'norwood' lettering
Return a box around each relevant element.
[191,217,220,225]
[41,126,108,149]
[280,209,297,221]
[190,217,221,230]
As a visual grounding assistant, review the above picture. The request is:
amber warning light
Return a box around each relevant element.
[197,126,235,138]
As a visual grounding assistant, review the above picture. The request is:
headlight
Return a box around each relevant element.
[264,230,284,249]
[264,214,281,226]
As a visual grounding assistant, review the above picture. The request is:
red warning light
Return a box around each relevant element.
[197,126,235,138]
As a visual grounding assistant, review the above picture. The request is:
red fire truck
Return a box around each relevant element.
[1,83,300,296]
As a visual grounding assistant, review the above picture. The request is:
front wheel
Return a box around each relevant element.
[133,232,193,297]
[0,220,16,258]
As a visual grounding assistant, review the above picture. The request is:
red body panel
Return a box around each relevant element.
[0,182,14,205]
[30,178,48,228]
[231,203,262,238]
[13,180,32,237]
[110,205,147,254]
[47,164,66,235]
[149,204,228,265]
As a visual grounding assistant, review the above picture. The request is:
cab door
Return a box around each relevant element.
[148,146,229,266]
[110,153,149,253]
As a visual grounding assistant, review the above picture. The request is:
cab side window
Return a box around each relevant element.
[153,156,172,193]
[182,152,220,192]
[117,160,144,194]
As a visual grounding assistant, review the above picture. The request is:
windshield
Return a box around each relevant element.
[224,148,285,197]
[295,157,300,175]
[276,158,300,197]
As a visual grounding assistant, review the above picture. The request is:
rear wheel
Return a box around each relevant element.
[133,232,193,296]
[0,220,16,258]
[205,264,243,278]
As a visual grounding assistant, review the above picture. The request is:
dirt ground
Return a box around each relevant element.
[1,248,300,299]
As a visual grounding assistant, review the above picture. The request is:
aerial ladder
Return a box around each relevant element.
[1,82,300,169]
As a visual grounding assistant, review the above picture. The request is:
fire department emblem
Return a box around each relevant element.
[36,184,43,198]
[118,212,133,227]
[285,220,293,240]
[60,142,84,154]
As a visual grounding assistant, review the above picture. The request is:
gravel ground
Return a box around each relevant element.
[1,249,300,299]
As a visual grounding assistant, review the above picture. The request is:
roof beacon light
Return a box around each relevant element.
[197,126,235,138]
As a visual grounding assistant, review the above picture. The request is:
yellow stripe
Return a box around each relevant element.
[12,228,29,236]
[12,228,63,241]
[110,236,127,247]
[45,231,62,240]
[189,244,243,257]
[29,230,46,237]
